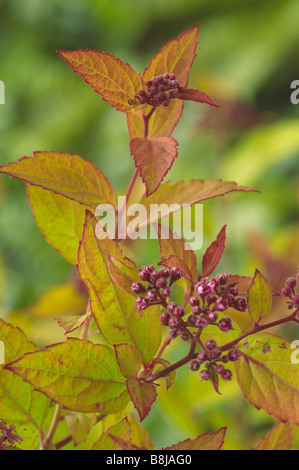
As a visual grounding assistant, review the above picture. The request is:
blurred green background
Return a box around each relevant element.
[1,0,299,450]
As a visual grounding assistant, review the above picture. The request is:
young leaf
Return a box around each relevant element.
[151,358,176,391]
[57,49,143,115]
[55,312,91,335]
[201,225,226,277]
[126,377,157,422]
[177,88,219,107]
[114,344,143,379]
[252,422,292,450]
[108,254,140,295]
[127,25,200,139]
[248,269,272,324]
[0,319,49,450]
[0,151,114,210]
[130,136,178,196]
[162,427,226,450]
[157,224,197,297]
[5,338,129,414]
[234,333,299,424]
[92,417,131,450]
[226,275,252,295]
[77,211,162,364]
[27,184,86,265]
[65,412,98,447]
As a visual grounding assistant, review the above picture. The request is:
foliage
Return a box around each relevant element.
[0,17,299,451]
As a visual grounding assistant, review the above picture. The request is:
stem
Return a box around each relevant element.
[155,333,172,359]
[221,309,299,352]
[146,330,200,383]
[43,404,63,450]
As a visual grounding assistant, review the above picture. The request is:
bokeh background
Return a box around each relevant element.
[1,0,299,450]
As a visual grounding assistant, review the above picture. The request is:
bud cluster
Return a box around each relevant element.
[132,265,182,311]
[281,272,299,310]
[189,340,240,382]
[184,273,247,333]
[0,420,22,450]
[136,73,185,108]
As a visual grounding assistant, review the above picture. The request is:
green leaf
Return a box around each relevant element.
[65,412,98,447]
[0,151,114,210]
[234,333,299,424]
[162,427,226,450]
[77,211,162,365]
[5,338,129,414]
[92,417,131,450]
[27,185,86,265]
[108,254,139,295]
[0,319,49,450]
[252,422,292,450]
[248,269,272,323]
[114,344,143,378]
[126,377,157,421]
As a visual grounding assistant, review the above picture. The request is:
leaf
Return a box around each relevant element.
[234,333,299,425]
[92,417,131,450]
[108,255,139,295]
[77,211,162,365]
[65,412,98,447]
[133,179,258,231]
[201,225,226,277]
[0,319,49,450]
[157,224,198,284]
[5,338,129,414]
[54,312,91,335]
[226,275,252,295]
[0,151,114,210]
[128,413,155,449]
[162,427,226,450]
[177,88,219,107]
[130,136,178,196]
[114,344,142,379]
[252,422,292,450]
[27,184,86,265]
[126,377,157,422]
[57,49,143,115]
[108,434,142,450]
[151,358,176,391]
[248,269,272,324]
[127,25,199,139]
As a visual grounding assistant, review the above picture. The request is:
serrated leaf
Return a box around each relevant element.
[27,185,86,265]
[177,88,219,107]
[108,255,139,295]
[57,49,143,115]
[65,412,97,447]
[5,338,129,414]
[157,225,197,283]
[252,422,292,450]
[92,417,131,450]
[114,344,142,379]
[130,136,178,196]
[54,312,91,335]
[234,333,299,424]
[77,211,162,364]
[162,427,226,450]
[248,269,272,324]
[201,225,226,277]
[0,151,114,210]
[126,378,157,422]
[127,25,200,139]
[132,179,257,231]
[0,319,49,450]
